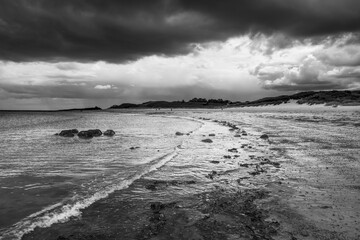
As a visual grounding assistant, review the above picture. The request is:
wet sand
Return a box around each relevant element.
[22,106,360,240]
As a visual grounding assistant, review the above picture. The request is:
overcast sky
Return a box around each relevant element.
[1,0,360,110]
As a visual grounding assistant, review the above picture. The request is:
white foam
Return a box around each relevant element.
[0,148,179,240]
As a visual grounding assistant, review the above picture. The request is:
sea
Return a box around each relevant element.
[0,107,359,240]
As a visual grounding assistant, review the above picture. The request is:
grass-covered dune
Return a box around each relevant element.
[109,90,360,109]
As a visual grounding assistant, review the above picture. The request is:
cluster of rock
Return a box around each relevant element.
[56,129,115,139]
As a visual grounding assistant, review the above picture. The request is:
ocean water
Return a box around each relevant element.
[0,111,202,239]
[1,108,359,240]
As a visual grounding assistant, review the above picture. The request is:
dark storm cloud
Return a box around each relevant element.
[181,0,360,37]
[1,0,360,62]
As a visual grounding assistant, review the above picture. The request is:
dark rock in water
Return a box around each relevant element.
[209,133,215,136]
[88,129,102,137]
[210,160,220,164]
[145,180,196,192]
[59,129,77,137]
[70,129,79,134]
[104,129,115,136]
[201,138,213,143]
[240,163,251,168]
[223,155,231,159]
[249,164,266,176]
[78,131,94,139]
[146,184,157,191]
[242,132,248,136]
[130,146,140,150]
[234,134,241,137]
[175,132,184,136]
[206,170,218,179]
[260,134,269,140]
[150,202,165,213]
[228,148,238,153]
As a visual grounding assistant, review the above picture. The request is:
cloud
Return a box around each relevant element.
[94,84,112,90]
[0,0,360,62]
[252,37,360,91]
[1,34,360,110]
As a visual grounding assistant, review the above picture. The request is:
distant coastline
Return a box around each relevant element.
[1,90,359,112]
[0,106,102,112]
[110,90,360,109]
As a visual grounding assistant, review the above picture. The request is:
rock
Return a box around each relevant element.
[240,163,250,168]
[103,129,115,136]
[88,129,102,137]
[201,138,213,143]
[145,184,157,191]
[78,131,94,139]
[223,155,231,159]
[228,148,238,153]
[130,146,140,150]
[209,133,215,136]
[175,132,184,136]
[59,129,77,137]
[234,134,241,137]
[206,170,217,179]
[150,202,165,213]
[70,129,79,134]
[300,230,309,237]
[242,133,248,136]
[210,160,220,164]
[260,134,269,140]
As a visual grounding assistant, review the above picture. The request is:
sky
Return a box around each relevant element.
[0,0,360,110]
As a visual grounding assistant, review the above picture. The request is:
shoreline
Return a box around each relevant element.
[20,110,360,240]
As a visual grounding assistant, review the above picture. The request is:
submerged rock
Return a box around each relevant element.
[209,133,216,136]
[88,129,102,137]
[78,131,94,139]
[71,129,79,134]
[228,148,238,153]
[146,184,157,191]
[150,202,165,213]
[210,160,220,164]
[201,138,213,143]
[59,129,78,137]
[175,132,184,136]
[260,134,269,140]
[104,129,115,136]
[206,170,218,179]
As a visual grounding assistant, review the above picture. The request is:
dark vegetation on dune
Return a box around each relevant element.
[109,90,360,109]
[56,106,102,112]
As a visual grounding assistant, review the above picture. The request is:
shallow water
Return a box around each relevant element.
[0,111,201,239]
[1,108,359,240]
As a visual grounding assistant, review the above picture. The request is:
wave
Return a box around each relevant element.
[0,148,180,240]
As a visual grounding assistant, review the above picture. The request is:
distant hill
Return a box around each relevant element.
[109,90,360,109]
[239,90,360,107]
[56,106,102,112]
